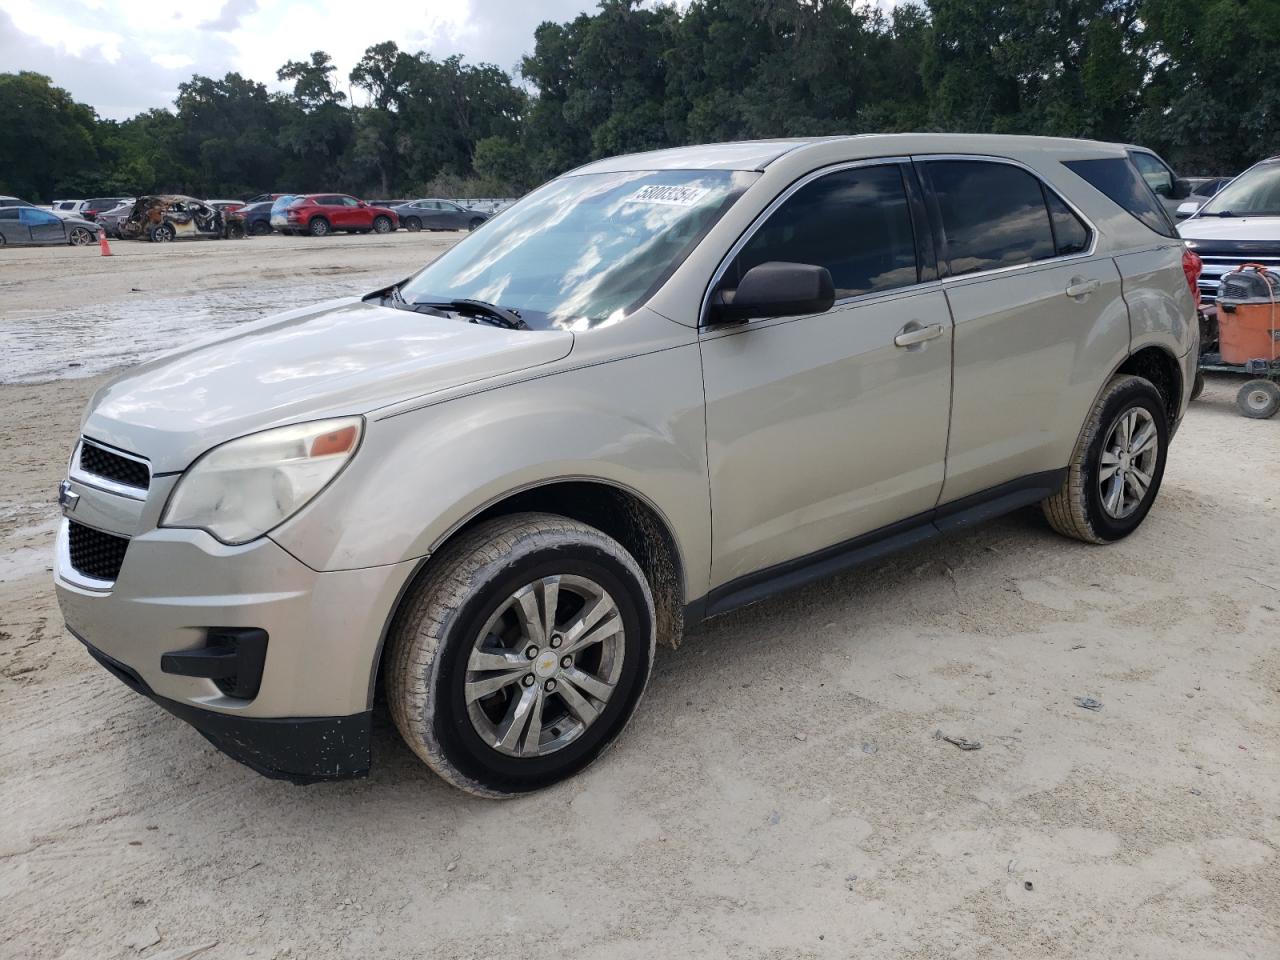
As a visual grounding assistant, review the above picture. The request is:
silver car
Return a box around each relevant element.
[55,134,1197,794]
[0,206,98,246]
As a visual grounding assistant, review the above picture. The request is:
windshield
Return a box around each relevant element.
[1200,163,1280,217]
[398,169,755,330]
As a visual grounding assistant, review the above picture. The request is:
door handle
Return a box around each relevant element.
[894,323,944,348]
[1065,277,1100,299]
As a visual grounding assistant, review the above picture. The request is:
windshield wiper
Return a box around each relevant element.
[414,298,530,330]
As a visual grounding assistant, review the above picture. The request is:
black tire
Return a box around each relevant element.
[468,217,484,231]
[308,217,330,237]
[251,220,272,236]
[404,217,422,232]
[69,227,95,246]
[150,223,175,243]
[0,233,6,246]
[1236,379,1280,419]
[372,215,393,234]
[386,512,656,797]
[1189,371,1205,402]
[1042,374,1169,544]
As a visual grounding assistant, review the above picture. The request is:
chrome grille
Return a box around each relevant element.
[67,521,129,582]
[1195,254,1280,304]
[77,440,150,491]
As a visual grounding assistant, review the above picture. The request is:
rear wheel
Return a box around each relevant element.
[1042,374,1169,544]
[386,513,656,797]
[404,217,422,232]
[308,217,330,237]
[1236,379,1280,419]
[372,216,393,234]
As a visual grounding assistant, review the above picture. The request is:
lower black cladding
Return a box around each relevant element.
[74,631,371,784]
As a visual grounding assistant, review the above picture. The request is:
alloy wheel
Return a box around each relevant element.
[1098,406,1158,519]
[465,574,625,758]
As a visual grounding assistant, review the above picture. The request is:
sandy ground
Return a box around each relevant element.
[1,238,1278,959]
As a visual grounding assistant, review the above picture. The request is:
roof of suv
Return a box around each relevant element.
[570,134,1131,176]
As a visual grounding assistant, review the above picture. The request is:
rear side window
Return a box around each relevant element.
[0,208,18,220]
[925,161,1063,275]
[1062,158,1177,238]
[1046,191,1090,255]
[728,164,919,299]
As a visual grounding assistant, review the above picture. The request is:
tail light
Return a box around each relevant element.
[1182,247,1202,310]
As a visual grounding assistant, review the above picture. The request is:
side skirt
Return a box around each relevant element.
[694,469,1066,621]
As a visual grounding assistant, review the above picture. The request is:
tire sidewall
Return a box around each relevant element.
[309,217,329,237]
[425,541,653,794]
[373,216,392,234]
[1080,381,1169,541]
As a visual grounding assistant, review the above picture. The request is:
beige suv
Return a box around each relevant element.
[55,134,1199,795]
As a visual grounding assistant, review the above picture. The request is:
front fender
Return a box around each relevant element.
[269,343,712,604]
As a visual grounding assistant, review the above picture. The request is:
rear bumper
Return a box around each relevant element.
[76,631,371,783]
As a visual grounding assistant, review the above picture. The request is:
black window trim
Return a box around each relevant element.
[699,156,936,327]
[911,154,1098,284]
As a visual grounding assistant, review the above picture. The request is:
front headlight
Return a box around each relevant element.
[161,417,363,545]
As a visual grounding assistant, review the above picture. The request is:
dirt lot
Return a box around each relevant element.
[1,238,1278,960]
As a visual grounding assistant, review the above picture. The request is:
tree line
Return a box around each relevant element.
[1,0,1273,203]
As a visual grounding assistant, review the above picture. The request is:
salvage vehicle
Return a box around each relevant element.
[55,135,1197,795]
[392,198,488,232]
[0,207,98,246]
[118,195,224,242]
[224,201,274,237]
[268,194,299,233]
[282,194,398,236]
[96,201,136,238]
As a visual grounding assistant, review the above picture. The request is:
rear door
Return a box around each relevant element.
[0,208,23,243]
[915,156,1128,504]
[700,160,954,587]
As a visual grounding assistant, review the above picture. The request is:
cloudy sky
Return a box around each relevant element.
[0,0,615,119]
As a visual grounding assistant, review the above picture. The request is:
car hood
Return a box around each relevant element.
[82,297,574,471]
[1179,216,1280,243]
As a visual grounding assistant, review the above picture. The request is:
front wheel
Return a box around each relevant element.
[386,513,656,797]
[468,217,484,231]
[69,227,95,246]
[372,216,393,234]
[1237,379,1280,419]
[251,221,272,236]
[1042,374,1169,544]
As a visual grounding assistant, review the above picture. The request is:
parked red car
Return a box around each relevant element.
[283,194,399,237]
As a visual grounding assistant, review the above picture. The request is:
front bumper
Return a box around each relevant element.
[54,484,421,781]
[77,632,372,783]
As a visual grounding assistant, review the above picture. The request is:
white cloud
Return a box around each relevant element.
[0,0,598,118]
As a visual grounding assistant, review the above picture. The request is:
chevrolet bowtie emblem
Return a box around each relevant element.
[58,479,79,514]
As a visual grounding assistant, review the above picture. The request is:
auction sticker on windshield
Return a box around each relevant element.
[625,184,711,206]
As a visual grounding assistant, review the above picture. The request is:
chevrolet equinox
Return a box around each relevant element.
[56,135,1199,795]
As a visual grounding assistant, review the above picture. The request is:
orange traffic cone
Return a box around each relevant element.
[98,228,112,257]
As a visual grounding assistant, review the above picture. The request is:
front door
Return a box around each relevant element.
[700,161,954,589]
[21,208,67,244]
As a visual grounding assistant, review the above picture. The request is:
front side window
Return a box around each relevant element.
[19,208,58,225]
[1199,161,1280,217]
[400,169,754,330]
[926,160,1059,276]
[725,164,919,300]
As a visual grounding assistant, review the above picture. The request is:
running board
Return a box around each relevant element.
[696,469,1067,621]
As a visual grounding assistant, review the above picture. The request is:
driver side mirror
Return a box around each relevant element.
[710,261,835,324]
[1171,177,1192,200]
